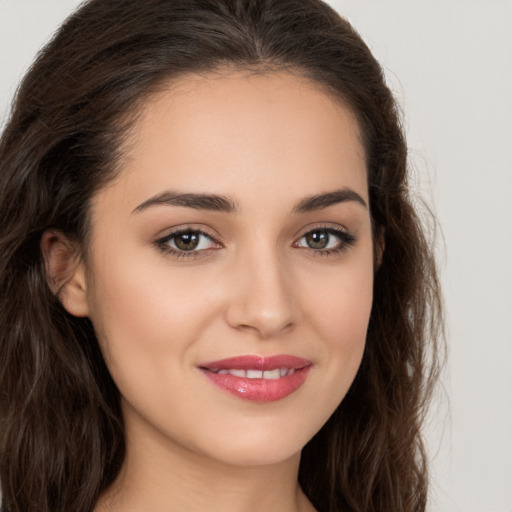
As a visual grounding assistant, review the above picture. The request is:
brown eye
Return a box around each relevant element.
[295,227,356,253]
[174,231,201,251]
[158,229,218,254]
[304,230,330,249]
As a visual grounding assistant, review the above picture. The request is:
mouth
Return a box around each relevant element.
[198,354,312,402]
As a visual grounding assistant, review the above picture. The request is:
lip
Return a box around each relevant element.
[198,354,312,402]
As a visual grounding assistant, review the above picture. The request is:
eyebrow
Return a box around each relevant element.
[132,191,238,214]
[292,189,367,213]
[132,187,367,215]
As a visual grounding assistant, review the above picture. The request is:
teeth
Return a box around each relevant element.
[213,368,295,379]
[263,369,281,380]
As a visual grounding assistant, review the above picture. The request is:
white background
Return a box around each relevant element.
[1,1,511,511]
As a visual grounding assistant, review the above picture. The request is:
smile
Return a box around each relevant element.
[210,368,296,379]
[198,355,312,402]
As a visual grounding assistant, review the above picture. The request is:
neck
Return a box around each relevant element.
[95,411,316,512]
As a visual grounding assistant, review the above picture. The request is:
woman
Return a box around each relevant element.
[0,1,443,511]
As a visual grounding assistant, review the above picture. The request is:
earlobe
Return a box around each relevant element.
[41,230,90,317]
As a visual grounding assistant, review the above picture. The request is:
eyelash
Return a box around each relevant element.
[154,228,218,260]
[294,226,356,257]
[154,225,356,260]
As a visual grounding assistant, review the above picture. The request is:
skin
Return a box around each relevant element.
[45,70,374,512]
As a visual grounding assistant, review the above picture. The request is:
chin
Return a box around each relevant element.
[196,418,319,468]
[209,443,302,468]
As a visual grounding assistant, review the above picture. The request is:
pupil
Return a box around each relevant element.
[306,230,328,249]
[175,231,199,251]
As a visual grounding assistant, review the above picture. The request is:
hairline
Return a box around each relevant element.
[78,63,371,264]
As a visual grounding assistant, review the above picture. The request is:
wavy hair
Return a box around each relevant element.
[0,1,443,511]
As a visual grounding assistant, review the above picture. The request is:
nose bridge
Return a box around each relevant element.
[225,237,297,338]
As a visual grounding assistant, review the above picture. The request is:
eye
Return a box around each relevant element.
[168,230,212,251]
[294,227,355,253]
[155,228,220,257]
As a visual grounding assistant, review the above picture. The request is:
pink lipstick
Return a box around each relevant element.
[198,355,312,402]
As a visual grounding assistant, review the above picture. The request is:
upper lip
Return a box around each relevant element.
[199,354,312,371]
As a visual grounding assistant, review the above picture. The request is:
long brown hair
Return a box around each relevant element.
[0,1,443,511]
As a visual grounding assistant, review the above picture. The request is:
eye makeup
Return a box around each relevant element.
[153,223,357,260]
[293,225,356,257]
[154,227,221,260]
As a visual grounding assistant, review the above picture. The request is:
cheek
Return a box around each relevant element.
[86,262,222,435]
[307,254,374,349]
[323,281,372,349]
[86,253,212,382]
[303,254,373,402]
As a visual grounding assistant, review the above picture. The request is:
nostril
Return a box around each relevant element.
[232,320,295,339]
[224,264,298,337]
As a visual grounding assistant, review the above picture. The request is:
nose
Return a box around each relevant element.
[224,249,298,339]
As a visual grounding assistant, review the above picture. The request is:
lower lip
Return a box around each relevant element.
[200,366,312,402]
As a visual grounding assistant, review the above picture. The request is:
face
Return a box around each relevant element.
[78,71,374,467]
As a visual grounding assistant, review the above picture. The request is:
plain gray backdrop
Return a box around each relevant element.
[1,1,511,511]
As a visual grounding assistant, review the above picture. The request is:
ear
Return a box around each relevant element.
[41,230,90,317]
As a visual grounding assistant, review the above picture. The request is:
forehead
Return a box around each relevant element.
[96,70,368,215]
